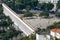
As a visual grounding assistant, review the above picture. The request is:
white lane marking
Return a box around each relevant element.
[14,23,29,36]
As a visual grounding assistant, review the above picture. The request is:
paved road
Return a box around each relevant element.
[2,3,34,36]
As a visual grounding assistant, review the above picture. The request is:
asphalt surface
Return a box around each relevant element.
[2,3,34,36]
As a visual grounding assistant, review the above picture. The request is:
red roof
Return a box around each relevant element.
[51,29,60,34]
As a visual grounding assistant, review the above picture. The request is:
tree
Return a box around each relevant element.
[45,2,54,11]
[35,28,41,33]
[6,0,15,10]
[57,0,60,9]
[6,0,38,11]
[38,3,46,10]
[38,2,54,11]
[47,22,60,29]
[15,0,25,10]
[55,37,60,40]
[39,12,49,18]
[0,3,3,13]
[23,12,34,17]
[20,35,36,40]
[26,5,31,11]
[55,12,60,17]
[30,0,38,7]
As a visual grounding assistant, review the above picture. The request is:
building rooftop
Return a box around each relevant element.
[51,29,60,34]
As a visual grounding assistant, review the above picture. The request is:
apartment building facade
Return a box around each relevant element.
[50,29,60,39]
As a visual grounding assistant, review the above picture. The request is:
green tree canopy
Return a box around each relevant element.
[47,22,60,29]
[39,12,49,17]
[55,12,60,17]
[6,0,38,11]
[23,12,34,17]
[57,0,60,9]
[38,2,54,11]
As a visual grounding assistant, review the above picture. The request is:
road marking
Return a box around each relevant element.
[2,3,34,36]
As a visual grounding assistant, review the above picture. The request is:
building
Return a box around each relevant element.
[50,29,60,39]
[36,30,50,40]
[38,0,58,3]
